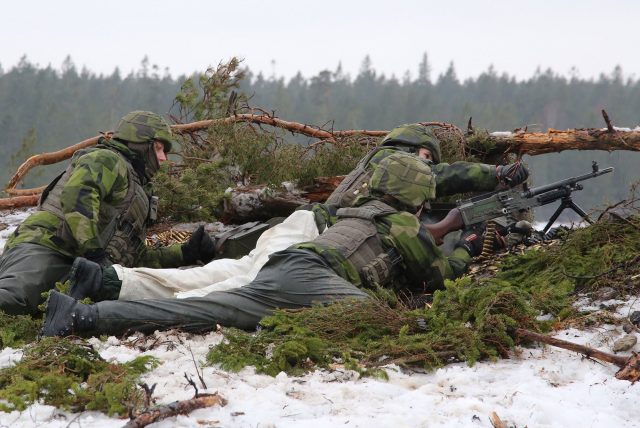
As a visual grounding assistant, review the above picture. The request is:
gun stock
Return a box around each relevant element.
[424,208,464,245]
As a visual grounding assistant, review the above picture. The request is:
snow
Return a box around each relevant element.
[1,324,638,428]
[0,208,32,256]
[0,209,639,427]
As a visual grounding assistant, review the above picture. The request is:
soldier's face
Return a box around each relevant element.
[418,148,433,161]
[153,141,168,163]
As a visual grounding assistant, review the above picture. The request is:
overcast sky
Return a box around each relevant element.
[2,0,638,82]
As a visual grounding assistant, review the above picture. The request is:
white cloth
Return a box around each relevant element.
[116,210,319,300]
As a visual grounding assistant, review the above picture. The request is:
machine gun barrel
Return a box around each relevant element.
[525,166,613,198]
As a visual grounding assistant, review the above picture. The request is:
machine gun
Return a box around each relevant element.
[426,162,614,244]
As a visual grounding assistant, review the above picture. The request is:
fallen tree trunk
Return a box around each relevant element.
[486,128,640,156]
[220,177,342,223]
[6,135,102,196]
[0,194,40,210]
[3,113,639,203]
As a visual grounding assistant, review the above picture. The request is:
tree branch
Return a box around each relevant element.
[516,328,640,382]
[123,393,227,428]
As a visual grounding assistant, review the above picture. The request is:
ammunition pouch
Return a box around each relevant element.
[360,247,403,288]
[315,200,403,288]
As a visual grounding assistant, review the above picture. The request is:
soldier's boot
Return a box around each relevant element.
[69,257,103,300]
[41,290,97,337]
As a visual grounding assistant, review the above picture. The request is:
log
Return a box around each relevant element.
[6,135,101,196]
[0,194,40,210]
[220,177,342,223]
[487,128,640,156]
[515,328,640,382]
[123,393,227,428]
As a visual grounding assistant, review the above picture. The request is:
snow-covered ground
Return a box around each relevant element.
[0,209,638,428]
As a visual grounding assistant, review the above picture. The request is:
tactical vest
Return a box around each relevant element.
[312,200,402,288]
[38,147,152,267]
[325,146,401,207]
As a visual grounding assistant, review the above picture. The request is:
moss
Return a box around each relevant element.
[0,313,42,349]
[465,128,497,157]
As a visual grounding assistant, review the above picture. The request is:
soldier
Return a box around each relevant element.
[325,123,529,211]
[0,111,215,315]
[42,152,485,336]
[63,122,529,303]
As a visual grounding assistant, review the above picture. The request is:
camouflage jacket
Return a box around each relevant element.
[5,140,183,268]
[370,148,498,196]
[297,198,470,292]
[307,148,500,231]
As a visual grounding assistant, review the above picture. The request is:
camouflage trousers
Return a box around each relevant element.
[0,243,73,315]
[93,248,369,334]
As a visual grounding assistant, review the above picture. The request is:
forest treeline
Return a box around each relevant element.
[1,55,638,219]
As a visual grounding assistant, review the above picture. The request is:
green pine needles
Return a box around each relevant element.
[207,214,640,376]
[0,337,159,415]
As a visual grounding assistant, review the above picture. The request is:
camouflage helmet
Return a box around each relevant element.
[113,111,174,153]
[369,152,436,211]
[381,123,441,164]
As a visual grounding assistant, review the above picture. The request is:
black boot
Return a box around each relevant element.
[69,257,103,300]
[41,290,97,337]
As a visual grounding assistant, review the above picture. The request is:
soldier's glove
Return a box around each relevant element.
[84,249,112,268]
[181,225,217,265]
[523,231,545,246]
[455,225,485,257]
[496,162,529,187]
[543,225,570,241]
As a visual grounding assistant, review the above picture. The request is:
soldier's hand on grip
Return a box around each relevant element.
[455,225,485,257]
[182,225,217,265]
[84,249,113,268]
[496,162,529,187]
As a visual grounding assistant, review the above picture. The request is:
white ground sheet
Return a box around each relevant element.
[115,210,319,300]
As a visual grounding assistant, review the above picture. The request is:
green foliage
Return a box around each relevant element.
[207,216,640,376]
[201,123,370,187]
[207,283,535,376]
[153,161,231,221]
[465,128,496,158]
[152,58,371,222]
[0,337,159,415]
[175,58,246,122]
[497,216,640,294]
[0,313,41,349]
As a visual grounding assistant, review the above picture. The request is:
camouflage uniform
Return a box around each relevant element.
[42,153,474,336]
[324,124,501,220]
[322,123,527,254]
[0,112,182,314]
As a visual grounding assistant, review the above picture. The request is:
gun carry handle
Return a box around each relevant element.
[424,208,464,245]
